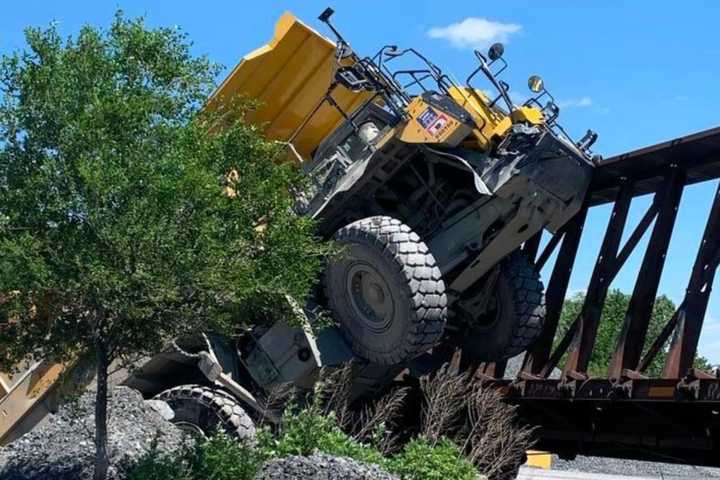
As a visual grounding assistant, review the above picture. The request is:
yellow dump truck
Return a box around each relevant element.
[127,6,596,438]
[3,12,596,476]
[204,7,596,368]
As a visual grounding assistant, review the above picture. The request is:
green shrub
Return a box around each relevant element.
[259,407,385,467]
[127,433,263,480]
[126,451,187,480]
[189,433,265,480]
[389,437,478,480]
[127,401,488,480]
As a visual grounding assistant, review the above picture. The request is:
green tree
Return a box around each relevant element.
[0,13,327,480]
[556,289,712,377]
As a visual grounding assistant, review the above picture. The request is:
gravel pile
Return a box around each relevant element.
[256,453,399,480]
[0,386,189,480]
[553,455,720,479]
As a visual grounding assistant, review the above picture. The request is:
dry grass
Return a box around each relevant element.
[418,366,536,479]
[419,365,470,445]
[312,362,409,455]
[256,361,534,479]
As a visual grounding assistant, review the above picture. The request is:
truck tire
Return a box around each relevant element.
[457,252,545,363]
[156,384,255,440]
[324,216,447,365]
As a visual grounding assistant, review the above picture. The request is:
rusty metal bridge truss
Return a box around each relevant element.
[480,126,720,466]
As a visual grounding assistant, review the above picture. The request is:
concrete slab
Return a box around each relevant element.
[518,468,657,480]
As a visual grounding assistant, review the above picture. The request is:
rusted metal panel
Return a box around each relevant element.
[591,126,720,205]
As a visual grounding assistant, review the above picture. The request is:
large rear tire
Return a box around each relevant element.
[323,216,447,365]
[455,252,545,363]
[156,384,255,440]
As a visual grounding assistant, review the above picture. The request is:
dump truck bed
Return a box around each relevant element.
[206,12,368,161]
[0,361,66,445]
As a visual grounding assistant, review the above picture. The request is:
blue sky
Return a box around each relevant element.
[4,1,720,362]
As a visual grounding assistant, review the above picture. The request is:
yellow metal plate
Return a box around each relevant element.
[525,450,553,469]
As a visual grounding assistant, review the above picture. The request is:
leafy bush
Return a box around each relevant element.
[127,366,534,480]
[259,406,385,467]
[127,434,263,480]
[189,433,265,480]
[0,10,330,480]
[389,437,478,480]
[127,451,186,480]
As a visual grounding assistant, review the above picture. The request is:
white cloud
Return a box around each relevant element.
[558,97,593,109]
[427,17,522,50]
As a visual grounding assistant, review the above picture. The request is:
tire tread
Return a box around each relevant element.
[326,216,447,365]
[156,384,255,439]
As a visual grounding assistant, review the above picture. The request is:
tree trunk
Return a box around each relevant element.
[94,341,110,480]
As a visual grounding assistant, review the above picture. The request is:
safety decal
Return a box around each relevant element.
[417,106,448,137]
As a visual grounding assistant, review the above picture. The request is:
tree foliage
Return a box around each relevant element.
[0,11,328,479]
[556,289,712,376]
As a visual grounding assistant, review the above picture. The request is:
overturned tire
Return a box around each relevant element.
[323,216,447,365]
[156,384,255,440]
[455,251,545,363]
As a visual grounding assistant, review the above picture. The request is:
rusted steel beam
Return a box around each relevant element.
[540,316,578,378]
[476,360,507,380]
[609,168,685,378]
[638,300,684,373]
[664,182,720,377]
[564,179,634,377]
[521,207,587,377]
[613,201,659,272]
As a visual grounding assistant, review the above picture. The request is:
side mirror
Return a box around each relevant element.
[528,75,545,93]
[488,43,504,61]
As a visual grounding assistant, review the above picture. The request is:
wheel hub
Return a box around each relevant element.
[346,262,395,333]
[173,420,207,439]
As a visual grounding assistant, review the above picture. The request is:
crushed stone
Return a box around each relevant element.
[0,386,189,480]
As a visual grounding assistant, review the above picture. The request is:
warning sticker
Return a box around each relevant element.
[417,106,448,137]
